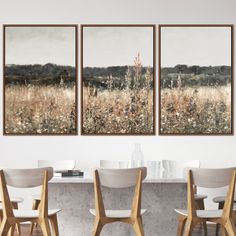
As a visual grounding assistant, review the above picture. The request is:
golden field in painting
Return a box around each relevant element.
[83,87,154,134]
[5,85,76,134]
[160,86,231,134]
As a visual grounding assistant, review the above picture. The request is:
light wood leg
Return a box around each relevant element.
[50,214,59,236]
[0,218,11,235]
[177,215,187,236]
[233,211,236,228]
[40,218,52,236]
[0,209,3,225]
[184,219,194,236]
[221,226,228,236]
[30,199,41,234]
[133,217,145,236]
[225,219,236,236]
[92,219,103,236]
[12,202,21,235]
[196,200,207,236]
[8,225,15,236]
[216,202,225,236]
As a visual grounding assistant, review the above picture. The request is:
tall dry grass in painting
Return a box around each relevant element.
[83,54,154,134]
[160,86,231,134]
[5,85,76,134]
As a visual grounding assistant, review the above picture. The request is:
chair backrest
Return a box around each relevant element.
[38,160,76,171]
[2,167,53,188]
[94,167,147,218]
[98,167,147,188]
[100,160,120,169]
[191,167,235,188]
[187,169,236,219]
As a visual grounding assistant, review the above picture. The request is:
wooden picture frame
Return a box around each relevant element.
[3,24,78,135]
[81,24,156,135]
[159,24,234,135]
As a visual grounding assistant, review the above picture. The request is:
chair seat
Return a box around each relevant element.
[213,196,236,203]
[13,209,61,218]
[194,194,208,201]
[175,209,223,218]
[89,209,147,218]
[0,196,24,203]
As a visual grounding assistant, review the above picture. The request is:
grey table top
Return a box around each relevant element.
[50,176,186,184]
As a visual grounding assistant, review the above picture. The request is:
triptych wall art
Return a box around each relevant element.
[3,24,234,136]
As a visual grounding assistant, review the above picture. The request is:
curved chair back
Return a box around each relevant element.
[98,167,147,188]
[187,168,236,221]
[3,167,53,188]
[38,160,76,171]
[191,167,235,188]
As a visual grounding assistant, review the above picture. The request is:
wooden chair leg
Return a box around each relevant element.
[40,218,52,236]
[50,214,59,236]
[233,211,236,228]
[0,209,3,225]
[8,225,15,236]
[196,199,207,236]
[92,219,103,236]
[12,202,21,235]
[184,219,194,236]
[0,218,12,235]
[177,216,187,236]
[133,217,145,236]
[216,202,225,236]
[224,219,236,236]
[221,226,228,236]
[30,199,41,234]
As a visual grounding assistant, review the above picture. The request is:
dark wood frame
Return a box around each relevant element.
[158,24,234,136]
[81,24,156,136]
[3,24,78,136]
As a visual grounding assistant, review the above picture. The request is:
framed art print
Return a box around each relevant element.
[3,25,78,135]
[159,25,233,135]
[81,25,156,135]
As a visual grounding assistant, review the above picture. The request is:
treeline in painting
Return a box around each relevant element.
[160,64,231,134]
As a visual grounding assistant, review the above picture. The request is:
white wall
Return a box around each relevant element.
[0,0,235,208]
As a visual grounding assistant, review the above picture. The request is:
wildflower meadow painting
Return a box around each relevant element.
[159,25,233,135]
[82,25,155,135]
[4,25,77,135]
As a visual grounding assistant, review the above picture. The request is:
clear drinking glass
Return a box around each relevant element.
[146,161,161,179]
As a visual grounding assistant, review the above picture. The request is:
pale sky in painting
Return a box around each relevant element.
[83,27,154,67]
[5,26,76,66]
[161,26,231,67]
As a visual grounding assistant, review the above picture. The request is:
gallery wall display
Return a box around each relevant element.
[159,25,234,135]
[81,25,156,135]
[3,25,78,135]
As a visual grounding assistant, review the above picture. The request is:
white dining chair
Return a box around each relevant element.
[30,160,75,233]
[212,188,236,235]
[0,167,61,236]
[0,166,24,235]
[175,167,236,236]
[163,160,208,234]
[90,167,147,236]
[0,196,23,235]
